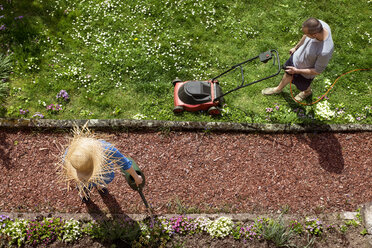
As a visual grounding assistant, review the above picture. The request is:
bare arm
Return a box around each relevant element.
[289,35,307,54]
[285,66,320,76]
[287,35,320,75]
[125,166,143,186]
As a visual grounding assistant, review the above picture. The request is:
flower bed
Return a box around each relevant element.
[0,212,367,248]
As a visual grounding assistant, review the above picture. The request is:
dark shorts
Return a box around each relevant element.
[284,55,313,91]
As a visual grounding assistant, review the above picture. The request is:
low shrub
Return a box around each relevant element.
[0,213,366,247]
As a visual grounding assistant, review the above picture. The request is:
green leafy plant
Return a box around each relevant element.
[79,109,94,118]
[112,106,122,116]
[133,218,170,248]
[0,217,28,247]
[0,54,11,80]
[234,217,266,241]
[86,218,141,245]
[0,54,11,103]
[344,219,360,228]
[265,103,307,124]
[305,218,323,236]
[289,219,304,235]
[339,224,348,234]
[261,215,294,247]
[0,213,369,247]
[356,208,363,223]
[342,209,362,233]
[25,217,64,246]
[83,221,104,240]
[231,222,243,240]
[360,228,368,236]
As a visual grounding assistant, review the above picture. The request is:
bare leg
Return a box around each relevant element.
[275,73,293,92]
[303,86,312,95]
[262,73,293,95]
[294,85,312,101]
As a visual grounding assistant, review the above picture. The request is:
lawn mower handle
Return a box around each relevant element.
[213,49,281,102]
[211,55,259,82]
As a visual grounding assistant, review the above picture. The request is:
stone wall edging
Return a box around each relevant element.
[0,118,371,133]
[0,211,353,222]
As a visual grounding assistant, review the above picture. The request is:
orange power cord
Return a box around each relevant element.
[290,68,371,106]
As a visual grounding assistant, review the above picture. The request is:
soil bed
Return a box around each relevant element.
[1,129,371,215]
[1,128,371,247]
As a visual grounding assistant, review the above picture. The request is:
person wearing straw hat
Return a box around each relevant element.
[60,126,143,203]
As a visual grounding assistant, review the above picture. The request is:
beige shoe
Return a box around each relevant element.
[294,91,312,101]
[262,87,281,95]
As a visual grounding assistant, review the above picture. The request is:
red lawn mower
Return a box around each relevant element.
[172,49,281,115]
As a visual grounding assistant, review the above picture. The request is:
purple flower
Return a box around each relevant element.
[19,109,29,115]
[56,90,69,101]
[46,103,62,113]
[337,109,345,115]
[0,25,5,31]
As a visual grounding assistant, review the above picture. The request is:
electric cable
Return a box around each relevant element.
[290,68,371,106]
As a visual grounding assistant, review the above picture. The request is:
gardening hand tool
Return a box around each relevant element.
[122,158,154,219]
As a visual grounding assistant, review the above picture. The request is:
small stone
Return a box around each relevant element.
[368,237,372,248]
[362,202,372,235]
[342,211,357,220]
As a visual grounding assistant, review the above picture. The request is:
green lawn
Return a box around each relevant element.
[0,0,371,124]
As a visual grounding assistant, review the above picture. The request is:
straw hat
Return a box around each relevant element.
[59,124,119,198]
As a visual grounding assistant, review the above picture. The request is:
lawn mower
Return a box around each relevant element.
[172,49,281,115]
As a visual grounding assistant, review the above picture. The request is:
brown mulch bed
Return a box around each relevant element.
[0,129,371,216]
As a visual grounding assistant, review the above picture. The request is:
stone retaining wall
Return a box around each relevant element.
[1,118,371,133]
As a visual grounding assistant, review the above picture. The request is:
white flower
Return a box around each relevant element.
[315,101,335,120]
[324,78,332,88]
[195,216,211,232]
[132,113,147,120]
[63,219,82,242]
[345,114,355,123]
[207,216,233,238]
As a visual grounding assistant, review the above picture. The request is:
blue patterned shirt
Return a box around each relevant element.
[98,140,132,185]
